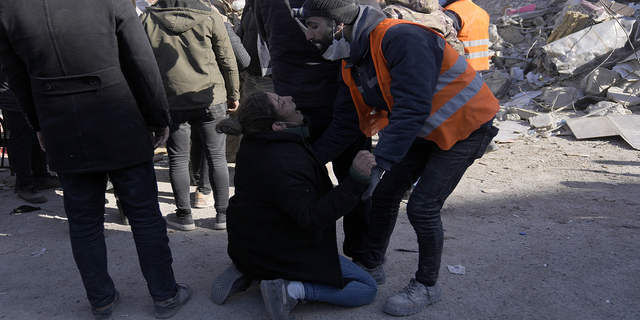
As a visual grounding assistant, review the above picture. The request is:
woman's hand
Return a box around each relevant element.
[352,150,376,176]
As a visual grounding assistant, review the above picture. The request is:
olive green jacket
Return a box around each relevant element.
[141,0,240,110]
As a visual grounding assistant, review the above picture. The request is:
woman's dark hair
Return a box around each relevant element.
[216,92,286,137]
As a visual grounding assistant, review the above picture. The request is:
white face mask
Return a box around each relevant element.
[322,23,350,61]
[136,0,153,11]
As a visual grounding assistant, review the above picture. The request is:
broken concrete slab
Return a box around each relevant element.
[579,67,622,95]
[585,101,631,116]
[498,25,525,44]
[484,70,509,96]
[566,115,640,150]
[607,87,640,107]
[539,87,584,109]
[529,113,558,130]
[493,120,532,142]
[508,107,539,120]
[501,91,542,110]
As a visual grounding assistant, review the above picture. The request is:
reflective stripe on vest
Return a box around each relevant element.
[445,0,491,70]
[341,19,499,150]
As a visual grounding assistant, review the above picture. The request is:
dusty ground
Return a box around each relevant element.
[1,130,639,320]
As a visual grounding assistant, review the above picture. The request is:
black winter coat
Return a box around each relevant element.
[228,130,368,288]
[0,0,170,173]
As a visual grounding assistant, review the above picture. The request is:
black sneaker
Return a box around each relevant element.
[214,212,226,230]
[34,175,61,190]
[260,279,299,320]
[356,261,387,285]
[154,284,191,319]
[92,290,120,320]
[17,185,48,204]
[211,263,252,305]
[165,210,195,231]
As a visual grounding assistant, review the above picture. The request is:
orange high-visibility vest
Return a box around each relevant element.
[341,18,498,151]
[445,0,491,70]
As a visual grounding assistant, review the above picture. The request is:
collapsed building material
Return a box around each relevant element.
[539,87,584,109]
[585,101,631,116]
[566,115,640,149]
[579,67,622,95]
[607,87,640,107]
[542,17,637,75]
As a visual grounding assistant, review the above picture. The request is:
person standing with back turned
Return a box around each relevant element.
[141,0,241,231]
[442,0,491,71]
[0,0,191,319]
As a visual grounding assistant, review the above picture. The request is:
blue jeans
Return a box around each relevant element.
[302,255,377,306]
[362,121,498,286]
[167,104,229,214]
[58,160,177,308]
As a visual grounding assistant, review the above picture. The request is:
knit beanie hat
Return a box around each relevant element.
[301,0,360,25]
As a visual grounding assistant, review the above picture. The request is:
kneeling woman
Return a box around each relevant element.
[213,92,377,319]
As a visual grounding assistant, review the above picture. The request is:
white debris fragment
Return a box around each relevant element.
[447,265,466,275]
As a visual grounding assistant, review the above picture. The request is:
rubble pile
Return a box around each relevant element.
[481,0,640,148]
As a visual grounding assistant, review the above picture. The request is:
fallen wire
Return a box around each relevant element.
[0,241,27,255]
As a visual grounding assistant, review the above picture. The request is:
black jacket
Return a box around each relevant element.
[0,0,170,173]
[227,130,368,288]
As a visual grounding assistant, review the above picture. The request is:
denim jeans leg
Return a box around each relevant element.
[194,103,229,214]
[58,171,116,308]
[109,160,177,301]
[409,123,497,286]
[362,138,429,268]
[302,255,378,306]
[167,113,193,211]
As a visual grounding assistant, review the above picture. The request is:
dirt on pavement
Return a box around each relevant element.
[1,132,639,320]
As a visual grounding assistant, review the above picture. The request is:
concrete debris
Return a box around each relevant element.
[471,0,640,146]
[579,67,622,95]
[585,101,631,116]
[529,113,558,130]
[539,87,584,109]
[607,87,640,107]
[498,25,526,44]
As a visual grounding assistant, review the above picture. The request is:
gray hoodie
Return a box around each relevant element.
[141,0,240,110]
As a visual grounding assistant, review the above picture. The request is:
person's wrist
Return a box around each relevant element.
[349,165,372,184]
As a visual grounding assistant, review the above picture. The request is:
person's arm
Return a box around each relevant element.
[224,21,251,70]
[266,144,373,231]
[373,24,444,171]
[311,81,364,164]
[0,41,39,131]
[210,12,241,103]
[443,9,462,32]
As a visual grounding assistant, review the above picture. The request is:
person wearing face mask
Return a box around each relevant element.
[301,0,499,316]
[212,92,378,319]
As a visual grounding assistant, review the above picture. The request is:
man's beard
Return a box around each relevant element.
[311,27,335,54]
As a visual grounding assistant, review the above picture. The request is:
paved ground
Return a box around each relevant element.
[2,133,639,319]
